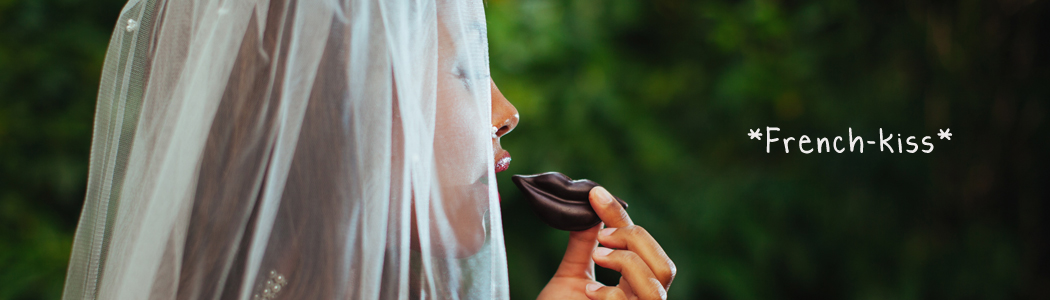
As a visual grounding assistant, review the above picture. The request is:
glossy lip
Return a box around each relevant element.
[494,149,511,173]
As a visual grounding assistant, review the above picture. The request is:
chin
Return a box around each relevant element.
[418,179,490,259]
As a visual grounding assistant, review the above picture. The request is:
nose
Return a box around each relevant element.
[491,80,518,139]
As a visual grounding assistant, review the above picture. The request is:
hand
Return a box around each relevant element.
[537,187,676,300]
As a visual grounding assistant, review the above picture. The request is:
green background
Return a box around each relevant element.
[2,0,1048,299]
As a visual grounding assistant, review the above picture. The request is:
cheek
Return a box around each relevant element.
[434,74,487,184]
[430,69,491,257]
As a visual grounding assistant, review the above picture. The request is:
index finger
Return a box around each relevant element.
[590,186,632,228]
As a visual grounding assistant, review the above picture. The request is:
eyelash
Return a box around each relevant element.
[452,64,490,90]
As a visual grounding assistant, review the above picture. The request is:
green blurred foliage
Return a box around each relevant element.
[1,0,1048,299]
[486,0,1049,299]
[1,0,125,299]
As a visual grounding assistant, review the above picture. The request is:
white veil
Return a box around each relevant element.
[62,0,508,299]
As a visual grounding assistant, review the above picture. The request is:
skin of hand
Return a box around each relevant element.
[537,187,676,300]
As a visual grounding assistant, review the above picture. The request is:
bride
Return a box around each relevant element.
[62,0,674,299]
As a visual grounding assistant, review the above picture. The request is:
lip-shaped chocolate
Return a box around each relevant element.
[511,172,628,231]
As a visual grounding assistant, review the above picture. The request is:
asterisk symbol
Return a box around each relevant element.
[937,128,952,140]
[748,128,763,140]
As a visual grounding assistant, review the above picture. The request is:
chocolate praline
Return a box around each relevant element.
[511,172,628,231]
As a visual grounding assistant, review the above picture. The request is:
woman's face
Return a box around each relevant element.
[426,18,518,258]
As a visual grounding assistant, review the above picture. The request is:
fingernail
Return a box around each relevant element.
[594,247,613,257]
[599,228,617,236]
[595,187,613,204]
[586,282,603,292]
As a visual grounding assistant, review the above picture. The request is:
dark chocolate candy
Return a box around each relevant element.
[511,172,628,231]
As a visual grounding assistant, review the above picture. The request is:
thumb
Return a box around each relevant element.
[553,223,602,279]
[591,186,633,228]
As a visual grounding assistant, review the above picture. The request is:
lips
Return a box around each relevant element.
[510,172,628,231]
[494,150,511,173]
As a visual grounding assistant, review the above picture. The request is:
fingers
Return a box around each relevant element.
[585,282,628,300]
[588,187,674,298]
[590,187,632,228]
[554,224,601,278]
[617,277,637,299]
[592,247,668,300]
[598,226,676,288]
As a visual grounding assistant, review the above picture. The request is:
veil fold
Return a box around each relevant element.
[63,0,508,299]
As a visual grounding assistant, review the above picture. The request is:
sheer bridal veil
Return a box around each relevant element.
[62,0,508,299]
